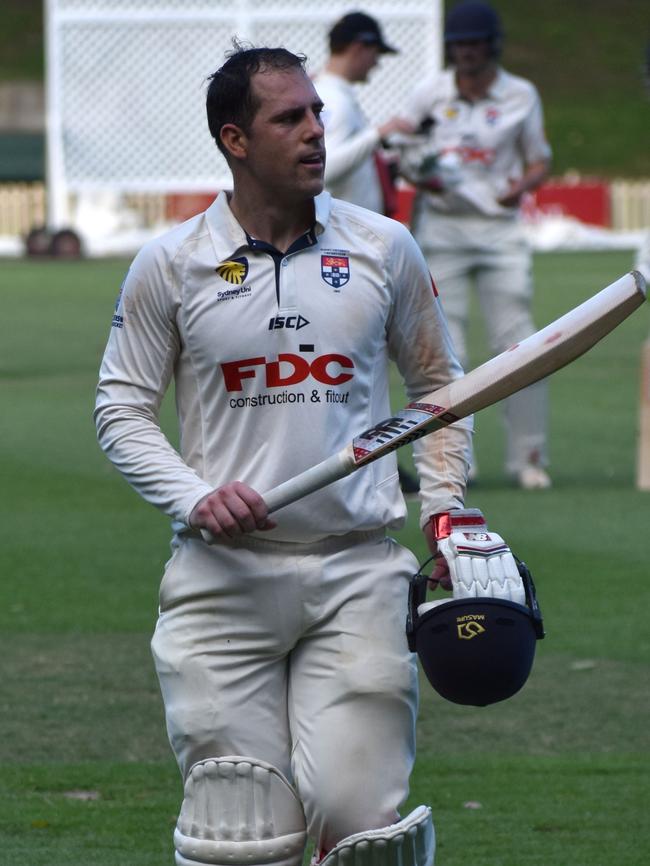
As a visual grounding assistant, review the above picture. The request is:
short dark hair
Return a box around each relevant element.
[206,44,307,158]
[328,12,396,55]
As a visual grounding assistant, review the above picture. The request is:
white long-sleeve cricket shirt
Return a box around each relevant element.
[94,191,472,543]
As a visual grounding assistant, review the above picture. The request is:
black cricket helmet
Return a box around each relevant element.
[444,1,503,59]
[406,558,544,706]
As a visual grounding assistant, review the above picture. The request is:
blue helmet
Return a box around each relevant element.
[444,1,503,45]
[407,558,544,706]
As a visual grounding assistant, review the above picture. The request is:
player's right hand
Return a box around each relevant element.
[378,116,417,139]
[190,482,277,543]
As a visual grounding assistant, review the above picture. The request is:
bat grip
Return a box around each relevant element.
[199,449,354,544]
[263,449,354,513]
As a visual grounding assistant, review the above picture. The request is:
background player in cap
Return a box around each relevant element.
[313,11,415,213]
[399,0,553,489]
[94,40,529,866]
[314,11,420,494]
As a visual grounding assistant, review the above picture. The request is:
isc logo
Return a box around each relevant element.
[221,353,354,392]
[268,315,310,331]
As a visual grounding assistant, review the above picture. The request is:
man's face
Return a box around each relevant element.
[448,39,493,75]
[240,68,325,201]
[350,42,381,83]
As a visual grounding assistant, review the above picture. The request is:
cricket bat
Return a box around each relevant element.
[202,270,646,536]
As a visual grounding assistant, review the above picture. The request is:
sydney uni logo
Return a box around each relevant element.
[216,257,249,285]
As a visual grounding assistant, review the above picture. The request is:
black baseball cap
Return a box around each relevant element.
[329,12,397,54]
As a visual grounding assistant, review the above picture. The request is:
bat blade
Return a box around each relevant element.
[261,270,646,514]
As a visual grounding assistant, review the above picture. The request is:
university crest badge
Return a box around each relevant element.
[321,254,350,289]
[216,257,249,285]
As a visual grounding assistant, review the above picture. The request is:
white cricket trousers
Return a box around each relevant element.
[151,531,419,853]
[415,209,548,474]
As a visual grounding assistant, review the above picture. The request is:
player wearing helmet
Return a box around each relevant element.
[400,1,553,490]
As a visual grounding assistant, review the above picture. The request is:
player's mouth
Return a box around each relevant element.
[300,151,325,170]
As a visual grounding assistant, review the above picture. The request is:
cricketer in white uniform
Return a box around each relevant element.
[95,46,471,866]
[315,69,384,212]
[400,1,552,489]
[313,12,413,214]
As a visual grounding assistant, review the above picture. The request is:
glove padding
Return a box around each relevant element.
[434,509,526,606]
[438,531,525,605]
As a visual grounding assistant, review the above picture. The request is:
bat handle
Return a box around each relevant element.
[263,448,354,513]
[199,448,354,544]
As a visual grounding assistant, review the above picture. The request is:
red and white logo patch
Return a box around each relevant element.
[321,254,350,289]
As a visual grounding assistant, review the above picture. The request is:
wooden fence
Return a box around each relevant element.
[611,180,650,232]
[0,180,648,238]
[0,183,46,236]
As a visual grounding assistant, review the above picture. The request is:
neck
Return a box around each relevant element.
[455,63,498,100]
[228,189,315,252]
[325,55,355,83]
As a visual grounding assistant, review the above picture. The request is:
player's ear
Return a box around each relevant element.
[220,124,248,160]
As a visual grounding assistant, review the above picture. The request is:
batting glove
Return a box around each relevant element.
[429,508,526,606]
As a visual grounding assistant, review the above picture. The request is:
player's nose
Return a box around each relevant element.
[305,110,324,139]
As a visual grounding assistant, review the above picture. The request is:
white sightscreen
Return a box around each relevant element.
[45,0,442,224]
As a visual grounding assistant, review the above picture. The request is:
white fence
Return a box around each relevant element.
[44,0,443,227]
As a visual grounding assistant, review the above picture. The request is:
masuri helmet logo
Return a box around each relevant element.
[457,620,486,640]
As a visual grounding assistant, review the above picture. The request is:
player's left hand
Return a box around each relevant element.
[423,519,452,590]
[428,552,452,591]
[438,527,525,604]
[423,509,525,603]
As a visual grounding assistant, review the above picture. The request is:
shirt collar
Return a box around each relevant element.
[318,70,356,93]
[206,190,331,261]
[486,67,508,100]
[452,65,506,101]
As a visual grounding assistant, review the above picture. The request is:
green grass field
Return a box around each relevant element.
[1,250,649,865]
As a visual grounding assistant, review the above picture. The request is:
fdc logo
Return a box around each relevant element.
[221,353,354,391]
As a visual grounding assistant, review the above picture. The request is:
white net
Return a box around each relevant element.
[58,19,235,188]
[46,0,441,221]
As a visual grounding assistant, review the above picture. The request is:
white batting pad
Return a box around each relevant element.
[174,756,307,866]
[319,805,435,866]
